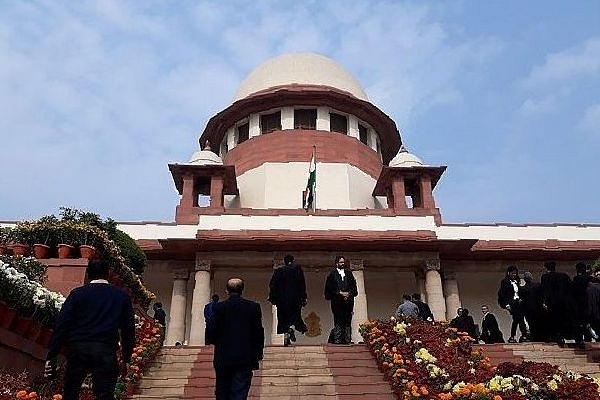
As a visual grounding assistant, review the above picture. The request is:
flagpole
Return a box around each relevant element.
[312,145,316,211]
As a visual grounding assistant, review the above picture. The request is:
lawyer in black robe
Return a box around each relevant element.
[268,255,307,342]
[480,306,505,344]
[324,255,358,344]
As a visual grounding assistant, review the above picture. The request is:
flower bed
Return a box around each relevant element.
[0,313,164,399]
[360,318,600,400]
[0,256,65,328]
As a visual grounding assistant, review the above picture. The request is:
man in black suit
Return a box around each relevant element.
[44,259,135,400]
[206,278,264,400]
[497,265,529,343]
[324,255,358,344]
[411,293,434,321]
[480,305,505,344]
[541,261,575,345]
[268,254,308,346]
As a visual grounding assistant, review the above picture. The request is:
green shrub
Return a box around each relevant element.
[109,229,147,275]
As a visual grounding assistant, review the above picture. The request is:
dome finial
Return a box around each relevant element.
[203,140,212,151]
[389,144,426,168]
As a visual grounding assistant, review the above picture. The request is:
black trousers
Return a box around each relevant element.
[509,300,527,338]
[331,300,353,344]
[63,342,119,400]
[215,367,253,400]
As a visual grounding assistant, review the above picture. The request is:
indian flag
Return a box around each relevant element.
[303,149,316,211]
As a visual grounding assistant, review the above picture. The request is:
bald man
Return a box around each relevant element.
[206,278,264,400]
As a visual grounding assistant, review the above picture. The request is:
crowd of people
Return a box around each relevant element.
[494,260,600,346]
[393,260,600,347]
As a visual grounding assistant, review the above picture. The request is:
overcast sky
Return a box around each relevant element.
[1,1,599,224]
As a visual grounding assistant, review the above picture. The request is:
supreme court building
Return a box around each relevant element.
[117,53,600,346]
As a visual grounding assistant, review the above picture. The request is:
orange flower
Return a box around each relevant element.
[493,396,502,400]
[27,392,38,399]
[16,391,28,400]
[52,395,63,400]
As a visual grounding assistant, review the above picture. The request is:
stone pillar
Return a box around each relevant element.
[249,114,260,138]
[180,174,195,208]
[210,176,224,209]
[391,177,407,211]
[188,259,212,345]
[350,260,368,344]
[424,259,446,321]
[226,127,236,150]
[415,270,427,303]
[419,175,436,209]
[281,107,294,130]
[165,269,189,346]
[443,271,462,321]
[316,107,330,131]
[271,255,284,345]
[348,115,359,139]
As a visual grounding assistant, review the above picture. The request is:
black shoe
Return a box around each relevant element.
[288,328,296,342]
[284,333,291,347]
[508,337,517,343]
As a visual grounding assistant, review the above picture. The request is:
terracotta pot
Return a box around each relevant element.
[11,243,30,256]
[58,243,75,259]
[35,327,54,347]
[0,302,17,329]
[32,244,51,259]
[79,245,97,260]
[11,315,34,336]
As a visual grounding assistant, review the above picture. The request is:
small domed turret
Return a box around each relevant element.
[189,141,223,165]
[389,145,426,167]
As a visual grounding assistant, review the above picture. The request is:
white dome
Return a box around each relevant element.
[233,53,369,102]
[189,147,223,166]
[389,145,426,167]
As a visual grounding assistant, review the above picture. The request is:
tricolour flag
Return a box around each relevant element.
[303,148,316,211]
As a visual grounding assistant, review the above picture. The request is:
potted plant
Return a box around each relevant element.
[75,223,100,259]
[8,224,31,256]
[57,221,77,259]
[31,216,59,259]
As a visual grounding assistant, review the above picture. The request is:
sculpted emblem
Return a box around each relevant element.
[303,311,321,337]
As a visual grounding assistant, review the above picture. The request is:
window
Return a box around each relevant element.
[359,124,369,145]
[260,111,281,133]
[294,109,317,129]
[237,122,249,144]
[330,113,348,134]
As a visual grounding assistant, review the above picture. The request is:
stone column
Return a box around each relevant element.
[271,255,284,345]
[180,174,195,208]
[414,270,427,302]
[391,178,407,212]
[165,269,189,346]
[188,259,212,345]
[419,175,436,209]
[350,260,368,344]
[209,175,224,209]
[316,106,330,131]
[424,259,446,321]
[443,271,462,321]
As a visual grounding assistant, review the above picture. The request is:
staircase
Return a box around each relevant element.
[133,345,395,400]
[475,342,600,378]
